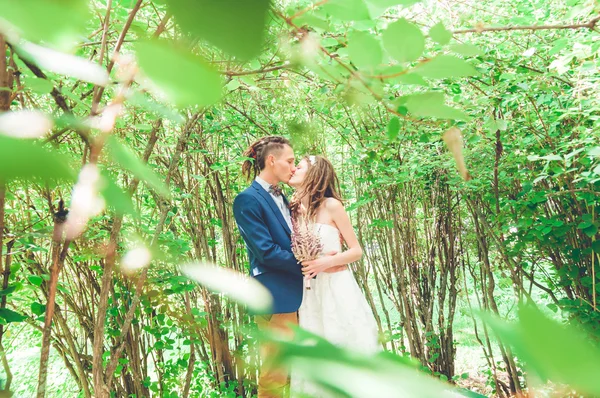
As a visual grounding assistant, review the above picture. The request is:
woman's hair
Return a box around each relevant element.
[242,136,291,180]
[290,155,343,220]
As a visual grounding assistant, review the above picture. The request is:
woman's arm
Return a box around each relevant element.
[301,198,362,278]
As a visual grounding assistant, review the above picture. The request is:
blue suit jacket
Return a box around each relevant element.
[233,181,303,314]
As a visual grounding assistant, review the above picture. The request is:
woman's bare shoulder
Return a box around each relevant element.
[324,197,344,212]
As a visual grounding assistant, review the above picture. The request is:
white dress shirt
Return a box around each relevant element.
[255,176,292,230]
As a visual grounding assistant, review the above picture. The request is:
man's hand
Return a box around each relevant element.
[301,251,337,279]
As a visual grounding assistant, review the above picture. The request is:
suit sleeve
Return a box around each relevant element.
[233,193,300,275]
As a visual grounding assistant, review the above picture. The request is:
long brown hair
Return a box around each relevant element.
[291,155,343,220]
[241,136,291,180]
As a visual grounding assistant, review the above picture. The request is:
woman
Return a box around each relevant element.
[288,155,379,396]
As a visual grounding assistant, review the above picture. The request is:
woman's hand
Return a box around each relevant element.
[302,251,337,279]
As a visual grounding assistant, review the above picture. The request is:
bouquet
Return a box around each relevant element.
[291,216,323,290]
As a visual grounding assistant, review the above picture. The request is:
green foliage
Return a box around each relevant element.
[0,0,599,396]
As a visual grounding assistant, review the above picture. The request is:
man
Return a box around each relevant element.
[233,136,301,397]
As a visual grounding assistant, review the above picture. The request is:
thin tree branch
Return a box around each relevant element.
[153,11,172,38]
[97,0,113,70]
[78,39,134,48]
[224,101,270,135]
[225,63,290,77]
[91,0,144,113]
[452,15,600,34]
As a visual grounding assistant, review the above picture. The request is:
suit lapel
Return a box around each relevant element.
[252,181,291,236]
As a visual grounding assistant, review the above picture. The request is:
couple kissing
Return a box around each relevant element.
[233,136,378,398]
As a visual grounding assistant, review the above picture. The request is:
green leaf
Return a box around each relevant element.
[23,77,54,94]
[0,308,27,323]
[27,275,43,286]
[459,389,488,398]
[429,22,452,45]
[588,147,600,157]
[450,44,484,57]
[321,37,339,47]
[57,282,70,295]
[135,39,222,108]
[387,117,400,140]
[0,136,73,184]
[577,221,593,230]
[0,286,15,297]
[582,224,598,238]
[166,0,271,60]
[393,73,429,86]
[31,302,46,316]
[0,0,89,49]
[485,118,508,134]
[403,92,467,120]
[539,154,562,161]
[347,31,382,69]
[225,79,241,91]
[106,136,171,199]
[382,19,424,63]
[321,0,371,21]
[100,170,139,217]
[414,55,479,79]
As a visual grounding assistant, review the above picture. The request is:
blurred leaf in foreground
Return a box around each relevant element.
[270,328,468,398]
[135,39,222,108]
[0,0,90,49]
[166,0,271,60]
[480,304,600,395]
[180,262,273,313]
[0,110,53,139]
[0,135,73,183]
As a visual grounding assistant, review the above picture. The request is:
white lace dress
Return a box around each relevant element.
[291,223,379,397]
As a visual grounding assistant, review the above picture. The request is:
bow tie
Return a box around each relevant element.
[269,184,282,197]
